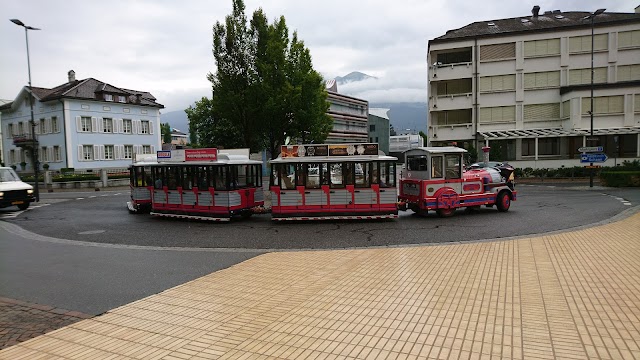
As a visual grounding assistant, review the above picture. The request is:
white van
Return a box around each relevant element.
[0,167,35,210]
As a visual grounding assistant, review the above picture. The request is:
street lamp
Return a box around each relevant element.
[10,18,40,201]
[583,8,605,188]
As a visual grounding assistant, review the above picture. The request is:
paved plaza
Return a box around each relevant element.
[1,209,639,359]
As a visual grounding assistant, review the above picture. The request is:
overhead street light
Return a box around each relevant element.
[10,18,41,201]
[583,8,606,188]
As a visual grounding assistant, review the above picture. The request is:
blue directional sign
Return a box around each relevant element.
[580,153,608,163]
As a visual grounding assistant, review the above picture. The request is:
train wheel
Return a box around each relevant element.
[436,207,456,218]
[496,191,511,212]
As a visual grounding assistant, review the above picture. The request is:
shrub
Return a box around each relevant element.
[599,171,640,187]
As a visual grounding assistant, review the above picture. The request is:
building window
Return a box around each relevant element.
[104,94,113,102]
[524,38,560,57]
[18,122,24,135]
[83,145,93,161]
[103,118,113,133]
[9,150,15,165]
[39,118,46,134]
[523,103,560,122]
[617,64,640,82]
[562,100,570,119]
[479,106,516,123]
[141,120,150,134]
[7,123,14,137]
[618,29,640,49]
[569,68,607,85]
[524,71,560,89]
[569,34,608,53]
[81,116,92,132]
[581,96,624,115]
[436,49,472,65]
[52,116,59,133]
[123,119,132,134]
[635,94,640,113]
[142,145,152,154]
[369,124,376,131]
[124,145,133,159]
[118,95,126,103]
[436,78,473,95]
[54,146,61,162]
[522,138,560,156]
[104,145,114,160]
[40,147,48,162]
[479,42,515,61]
[437,109,472,125]
[479,75,515,92]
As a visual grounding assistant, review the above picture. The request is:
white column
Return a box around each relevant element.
[535,138,539,161]
[637,134,640,157]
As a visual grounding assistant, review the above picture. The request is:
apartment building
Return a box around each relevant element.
[0,70,163,170]
[427,6,640,168]
[325,79,369,143]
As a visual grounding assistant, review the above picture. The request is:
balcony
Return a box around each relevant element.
[431,93,473,111]
[430,62,473,81]
[13,135,38,149]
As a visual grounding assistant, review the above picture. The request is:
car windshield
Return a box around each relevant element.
[0,168,21,182]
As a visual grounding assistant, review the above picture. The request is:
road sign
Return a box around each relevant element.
[578,146,603,153]
[586,137,599,141]
[580,153,608,163]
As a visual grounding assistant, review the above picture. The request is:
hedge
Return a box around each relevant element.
[599,171,640,187]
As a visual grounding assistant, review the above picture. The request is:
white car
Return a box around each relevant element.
[0,167,35,210]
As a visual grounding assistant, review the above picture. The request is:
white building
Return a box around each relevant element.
[427,6,640,168]
[325,80,369,143]
[1,70,163,171]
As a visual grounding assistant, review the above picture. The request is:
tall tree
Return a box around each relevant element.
[161,123,172,145]
[186,97,244,149]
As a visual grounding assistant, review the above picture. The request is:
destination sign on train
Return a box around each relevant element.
[281,143,378,158]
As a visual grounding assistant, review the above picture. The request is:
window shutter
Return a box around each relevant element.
[132,120,138,134]
[524,41,535,57]
[594,34,608,51]
[76,116,82,132]
[479,108,491,123]
[91,117,98,132]
[524,104,560,121]
[45,118,51,134]
[479,77,491,92]
[47,147,54,163]
[78,145,84,162]
[635,94,640,113]
[609,96,624,113]
[480,43,515,61]
[98,118,104,133]
[149,121,154,135]
[5,125,10,138]
[93,145,99,160]
[151,145,155,153]
[524,73,536,89]
[594,68,607,83]
[118,118,124,133]
[547,39,560,55]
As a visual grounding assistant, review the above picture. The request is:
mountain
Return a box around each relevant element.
[334,71,377,85]
[160,109,190,134]
[370,102,428,135]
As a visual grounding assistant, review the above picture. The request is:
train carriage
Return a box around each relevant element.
[398,146,516,217]
[269,143,398,221]
[128,148,263,221]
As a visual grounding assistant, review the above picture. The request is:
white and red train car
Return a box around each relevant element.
[269,143,398,221]
[398,147,516,217]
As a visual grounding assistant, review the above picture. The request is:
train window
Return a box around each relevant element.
[306,163,321,189]
[344,163,355,186]
[196,166,209,190]
[280,164,296,190]
[431,156,443,179]
[320,163,329,186]
[295,164,305,187]
[380,161,396,187]
[152,167,164,189]
[167,166,179,190]
[182,166,193,190]
[271,166,279,187]
[407,156,428,171]
[445,154,461,179]
[371,163,379,185]
[355,162,369,188]
[329,163,344,188]
[235,165,248,188]
[214,166,227,190]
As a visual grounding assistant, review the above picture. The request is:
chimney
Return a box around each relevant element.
[532,5,540,17]
[67,70,76,83]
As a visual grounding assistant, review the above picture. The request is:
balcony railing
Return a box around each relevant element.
[12,135,38,148]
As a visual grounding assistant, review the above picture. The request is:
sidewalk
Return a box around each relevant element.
[1,210,639,359]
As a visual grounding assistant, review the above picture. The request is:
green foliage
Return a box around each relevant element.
[189,0,330,156]
[52,174,100,182]
[42,163,50,170]
[462,143,478,165]
[161,122,172,144]
[599,171,640,187]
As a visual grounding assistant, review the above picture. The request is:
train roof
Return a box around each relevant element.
[405,147,468,155]
[270,151,397,164]
[130,153,261,166]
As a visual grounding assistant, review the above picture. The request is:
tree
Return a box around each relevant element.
[189,0,331,157]
[186,97,244,149]
[161,123,172,144]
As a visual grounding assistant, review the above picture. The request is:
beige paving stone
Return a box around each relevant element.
[1,212,639,359]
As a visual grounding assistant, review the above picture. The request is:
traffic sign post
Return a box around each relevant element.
[580,153,608,163]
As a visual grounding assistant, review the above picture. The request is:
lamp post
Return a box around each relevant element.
[584,8,605,188]
[10,18,40,201]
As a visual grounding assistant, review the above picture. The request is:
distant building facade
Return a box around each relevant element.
[389,133,424,162]
[427,6,640,168]
[325,80,369,143]
[0,70,163,170]
[368,108,391,154]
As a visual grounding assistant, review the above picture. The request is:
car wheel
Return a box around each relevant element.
[496,191,511,212]
[17,202,30,210]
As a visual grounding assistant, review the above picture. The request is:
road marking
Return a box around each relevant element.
[0,203,49,219]
[76,198,84,200]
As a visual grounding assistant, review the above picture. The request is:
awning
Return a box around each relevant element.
[478,127,640,140]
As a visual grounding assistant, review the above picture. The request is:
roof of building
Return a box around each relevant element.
[430,9,640,44]
[0,77,163,111]
[369,108,390,120]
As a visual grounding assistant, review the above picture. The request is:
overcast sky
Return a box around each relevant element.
[1,0,633,113]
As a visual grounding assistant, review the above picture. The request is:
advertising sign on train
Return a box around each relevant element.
[185,148,218,161]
